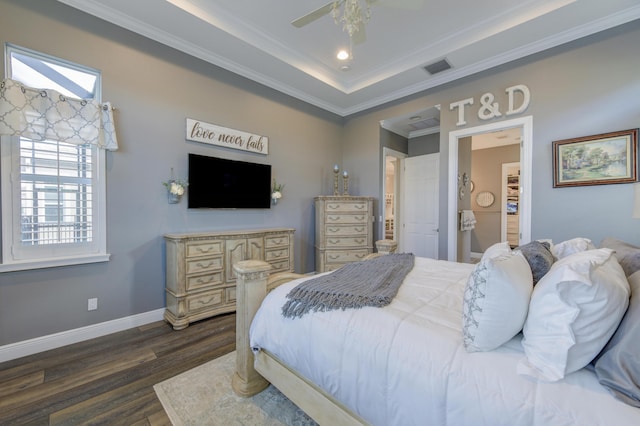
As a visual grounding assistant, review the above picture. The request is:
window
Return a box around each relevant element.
[1,44,109,271]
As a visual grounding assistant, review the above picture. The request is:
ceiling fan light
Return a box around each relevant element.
[337,50,350,60]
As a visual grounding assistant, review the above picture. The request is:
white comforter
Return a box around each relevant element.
[250,257,640,425]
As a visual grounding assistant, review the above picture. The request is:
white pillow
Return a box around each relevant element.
[481,241,512,261]
[462,251,533,352]
[518,248,630,381]
[551,237,596,259]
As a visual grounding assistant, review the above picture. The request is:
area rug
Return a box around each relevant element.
[154,351,317,425]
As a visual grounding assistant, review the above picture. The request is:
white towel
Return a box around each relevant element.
[460,210,477,231]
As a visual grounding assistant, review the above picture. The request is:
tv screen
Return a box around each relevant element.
[188,153,271,209]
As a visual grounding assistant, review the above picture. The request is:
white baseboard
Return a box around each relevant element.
[0,308,165,363]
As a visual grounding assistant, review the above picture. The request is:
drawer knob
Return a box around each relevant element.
[196,277,214,284]
[196,246,213,253]
[196,261,214,268]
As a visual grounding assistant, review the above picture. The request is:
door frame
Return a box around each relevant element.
[382,147,407,244]
[447,116,533,261]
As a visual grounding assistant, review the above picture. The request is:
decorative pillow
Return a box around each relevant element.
[518,249,630,382]
[481,241,512,261]
[462,251,533,352]
[515,240,555,285]
[550,237,596,259]
[594,270,640,407]
[600,237,640,277]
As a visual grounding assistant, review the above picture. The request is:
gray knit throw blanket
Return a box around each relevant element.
[282,253,415,319]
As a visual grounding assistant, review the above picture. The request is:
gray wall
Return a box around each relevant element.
[0,0,343,345]
[408,133,440,157]
[342,19,640,259]
[1,0,640,347]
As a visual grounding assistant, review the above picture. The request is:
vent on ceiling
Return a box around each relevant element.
[423,59,451,75]
[409,117,440,131]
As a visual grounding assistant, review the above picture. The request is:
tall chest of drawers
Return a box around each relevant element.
[315,196,375,272]
[164,228,294,330]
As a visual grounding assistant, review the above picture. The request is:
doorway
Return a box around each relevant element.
[382,147,407,242]
[501,162,521,247]
[448,116,533,261]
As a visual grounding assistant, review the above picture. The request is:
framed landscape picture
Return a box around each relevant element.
[552,129,638,188]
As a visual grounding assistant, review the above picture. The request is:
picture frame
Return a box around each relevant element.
[552,128,638,188]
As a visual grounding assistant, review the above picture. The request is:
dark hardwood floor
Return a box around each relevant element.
[0,313,236,425]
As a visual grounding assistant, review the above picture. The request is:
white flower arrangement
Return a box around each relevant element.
[163,179,188,196]
[272,179,284,200]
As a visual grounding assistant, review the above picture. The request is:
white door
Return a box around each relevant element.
[400,154,439,258]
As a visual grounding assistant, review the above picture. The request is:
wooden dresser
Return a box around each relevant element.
[164,228,294,330]
[315,196,375,272]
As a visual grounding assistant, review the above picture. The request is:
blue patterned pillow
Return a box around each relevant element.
[516,241,555,284]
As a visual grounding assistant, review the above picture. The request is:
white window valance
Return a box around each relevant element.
[0,78,118,150]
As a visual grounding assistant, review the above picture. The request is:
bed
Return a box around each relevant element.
[232,238,640,425]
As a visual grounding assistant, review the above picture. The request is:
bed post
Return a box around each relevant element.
[232,259,271,397]
[375,239,398,255]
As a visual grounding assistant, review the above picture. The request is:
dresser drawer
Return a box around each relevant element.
[186,271,224,291]
[268,259,290,272]
[265,247,289,261]
[325,201,368,213]
[324,249,370,263]
[186,240,224,258]
[325,224,368,236]
[265,234,290,249]
[186,289,224,313]
[186,256,223,275]
[326,236,368,248]
[325,213,369,225]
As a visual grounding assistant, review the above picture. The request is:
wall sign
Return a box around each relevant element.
[186,118,268,155]
[449,84,530,127]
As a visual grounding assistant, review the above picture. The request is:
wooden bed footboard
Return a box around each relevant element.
[231,260,302,397]
[231,259,366,425]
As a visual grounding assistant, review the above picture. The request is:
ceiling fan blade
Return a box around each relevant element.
[291,1,338,28]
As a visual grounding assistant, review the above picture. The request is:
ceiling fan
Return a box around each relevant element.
[292,0,424,44]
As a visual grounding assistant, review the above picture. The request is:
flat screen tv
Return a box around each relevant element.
[188,153,271,209]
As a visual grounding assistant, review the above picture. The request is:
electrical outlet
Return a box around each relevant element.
[88,298,98,311]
